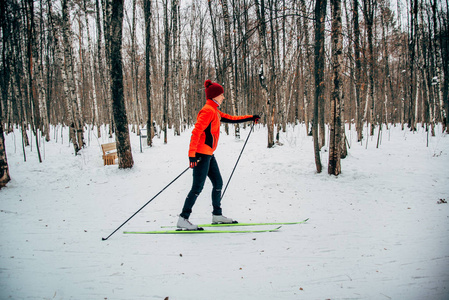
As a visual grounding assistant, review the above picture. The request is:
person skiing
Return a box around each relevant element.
[177,79,260,230]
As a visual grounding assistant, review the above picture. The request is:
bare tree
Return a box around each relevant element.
[37,0,50,143]
[126,0,142,134]
[103,0,115,137]
[313,0,326,173]
[379,2,394,134]
[222,0,240,138]
[299,0,313,134]
[162,0,170,144]
[329,0,343,175]
[353,0,363,142]
[407,0,418,132]
[0,117,9,189]
[62,0,84,154]
[0,0,10,189]
[255,0,275,148]
[362,0,376,138]
[25,0,43,162]
[145,0,153,146]
[208,0,223,84]
[432,0,448,132]
[172,0,181,135]
[96,0,106,129]
[110,0,133,168]
[83,0,100,138]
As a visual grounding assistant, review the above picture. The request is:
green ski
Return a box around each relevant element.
[161,218,309,228]
[124,226,282,234]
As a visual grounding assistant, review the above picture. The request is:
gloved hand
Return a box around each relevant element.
[189,156,199,168]
[252,115,260,124]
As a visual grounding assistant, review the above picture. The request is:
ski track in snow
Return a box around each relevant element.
[1,124,448,300]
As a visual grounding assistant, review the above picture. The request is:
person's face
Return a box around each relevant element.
[213,93,225,105]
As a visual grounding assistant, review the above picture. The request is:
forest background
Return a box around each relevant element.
[0,0,448,187]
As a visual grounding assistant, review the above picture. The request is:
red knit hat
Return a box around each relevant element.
[204,80,224,100]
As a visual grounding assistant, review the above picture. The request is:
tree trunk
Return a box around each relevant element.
[300,0,312,133]
[0,120,10,189]
[103,0,114,138]
[37,0,50,142]
[353,0,363,142]
[313,0,326,173]
[381,3,393,129]
[432,0,447,132]
[329,0,342,175]
[162,0,170,144]
[83,0,100,137]
[144,0,153,146]
[128,0,142,134]
[110,0,133,169]
[172,0,181,136]
[443,1,449,133]
[95,0,105,130]
[208,0,223,83]
[26,0,42,163]
[255,0,275,148]
[62,0,84,154]
[317,0,325,149]
[0,0,11,189]
[363,0,375,137]
[222,0,240,138]
[408,0,418,131]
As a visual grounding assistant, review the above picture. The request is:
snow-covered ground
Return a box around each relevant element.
[1,123,448,300]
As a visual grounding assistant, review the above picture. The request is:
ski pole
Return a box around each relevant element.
[102,166,190,241]
[221,121,256,200]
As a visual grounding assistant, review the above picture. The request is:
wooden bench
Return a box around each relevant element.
[101,142,118,165]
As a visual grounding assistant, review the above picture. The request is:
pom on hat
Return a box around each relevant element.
[204,80,224,100]
[204,80,213,88]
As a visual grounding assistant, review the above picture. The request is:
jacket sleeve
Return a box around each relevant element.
[219,111,254,124]
[188,108,213,157]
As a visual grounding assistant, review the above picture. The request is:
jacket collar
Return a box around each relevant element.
[206,99,220,109]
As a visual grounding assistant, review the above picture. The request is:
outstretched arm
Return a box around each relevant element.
[219,111,260,124]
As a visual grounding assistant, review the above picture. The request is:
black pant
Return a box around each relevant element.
[180,154,223,219]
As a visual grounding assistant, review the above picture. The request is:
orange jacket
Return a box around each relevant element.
[189,100,254,157]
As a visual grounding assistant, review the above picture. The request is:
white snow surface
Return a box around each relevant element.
[1,124,449,300]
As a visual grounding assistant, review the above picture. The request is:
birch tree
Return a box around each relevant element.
[208,0,223,84]
[62,0,84,154]
[37,0,50,143]
[95,0,106,127]
[144,0,153,146]
[162,0,170,144]
[103,0,115,137]
[329,0,343,175]
[255,0,275,148]
[222,0,240,138]
[172,0,181,135]
[25,0,43,162]
[126,0,141,133]
[362,0,376,137]
[299,0,313,133]
[83,0,100,137]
